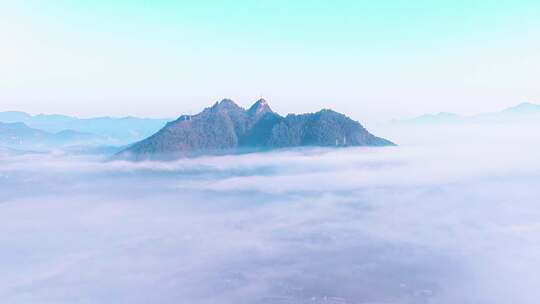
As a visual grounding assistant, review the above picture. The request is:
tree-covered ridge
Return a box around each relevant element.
[119,99,394,159]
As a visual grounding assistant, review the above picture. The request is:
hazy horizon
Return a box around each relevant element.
[1,98,538,123]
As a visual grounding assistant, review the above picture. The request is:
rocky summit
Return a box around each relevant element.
[117,99,395,159]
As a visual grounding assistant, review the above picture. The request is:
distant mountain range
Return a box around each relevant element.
[393,102,540,125]
[0,121,104,150]
[118,99,395,159]
[2,101,537,155]
[0,111,169,145]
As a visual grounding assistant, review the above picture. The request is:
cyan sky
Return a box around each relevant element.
[1,1,539,121]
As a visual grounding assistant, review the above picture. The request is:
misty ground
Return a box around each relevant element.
[1,123,540,304]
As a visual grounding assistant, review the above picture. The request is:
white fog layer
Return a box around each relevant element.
[1,124,540,303]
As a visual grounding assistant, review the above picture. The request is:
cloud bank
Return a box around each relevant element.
[1,125,540,303]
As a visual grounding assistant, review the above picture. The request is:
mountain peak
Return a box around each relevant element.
[219,98,237,105]
[211,98,242,110]
[503,102,540,114]
[248,98,272,116]
[254,98,268,105]
[206,99,244,115]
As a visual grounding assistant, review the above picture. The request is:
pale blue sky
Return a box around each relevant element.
[1,1,539,121]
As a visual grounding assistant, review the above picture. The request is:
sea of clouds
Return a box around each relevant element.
[1,123,540,304]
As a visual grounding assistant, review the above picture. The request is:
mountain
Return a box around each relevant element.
[393,102,540,125]
[118,99,395,159]
[0,112,169,145]
[0,111,33,122]
[501,102,540,115]
[0,121,102,150]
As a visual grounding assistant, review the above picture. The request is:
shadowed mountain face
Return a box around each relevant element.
[119,99,394,159]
